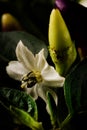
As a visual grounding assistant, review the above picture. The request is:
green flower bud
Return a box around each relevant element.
[48,9,77,76]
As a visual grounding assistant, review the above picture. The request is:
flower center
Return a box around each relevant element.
[21,71,42,88]
[33,70,43,83]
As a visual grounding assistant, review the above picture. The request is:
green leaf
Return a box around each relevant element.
[61,110,87,130]
[0,31,48,60]
[10,106,44,130]
[0,87,38,120]
[64,58,87,114]
[47,92,58,128]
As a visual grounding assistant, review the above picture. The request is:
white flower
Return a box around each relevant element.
[79,0,87,7]
[6,40,65,112]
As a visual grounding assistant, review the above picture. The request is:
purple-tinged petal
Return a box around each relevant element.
[55,0,69,11]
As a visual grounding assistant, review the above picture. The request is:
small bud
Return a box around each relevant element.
[48,9,77,76]
[1,13,22,31]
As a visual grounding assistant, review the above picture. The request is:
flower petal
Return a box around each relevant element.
[55,0,68,11]
[35,49,48,71]
[36,49,65,87]
[6,61,28,80]
[79,0,87,7]
[24,84,38,100]
[37,85,58,113]
[42,66,65,87]
[16,40,35,71]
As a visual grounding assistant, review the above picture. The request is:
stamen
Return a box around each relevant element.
[34,71,43,83]
[21,71,37,88]
[21,71,42,88]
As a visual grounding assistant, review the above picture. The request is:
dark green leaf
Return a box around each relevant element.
[64,58,87,114]
[61,110,87,130]
[0,87,38,120]
[0,31,48,60]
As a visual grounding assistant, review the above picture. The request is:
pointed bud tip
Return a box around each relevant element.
[48,8,72,50]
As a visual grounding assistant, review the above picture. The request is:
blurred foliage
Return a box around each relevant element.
[0,0,55,42]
